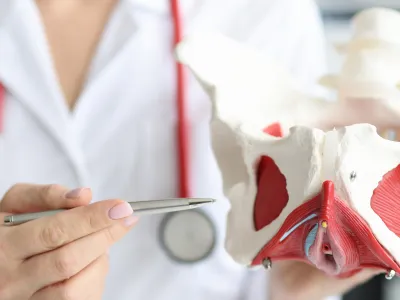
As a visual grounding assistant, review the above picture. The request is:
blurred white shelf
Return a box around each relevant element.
[323,20,351,73]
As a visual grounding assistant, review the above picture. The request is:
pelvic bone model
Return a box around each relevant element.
[176,7,400,279]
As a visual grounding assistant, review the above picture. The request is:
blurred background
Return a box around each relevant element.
[316,2,400,300]
[317,0,400,73]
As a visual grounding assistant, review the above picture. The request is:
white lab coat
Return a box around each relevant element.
[0,0,335,299]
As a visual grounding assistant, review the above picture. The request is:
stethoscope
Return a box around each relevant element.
[159,0,217,264]
[0,0,216,264]
[0,83,4,133]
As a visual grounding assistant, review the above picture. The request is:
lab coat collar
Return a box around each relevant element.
[0,0,70,133]
[0,0,89,184]
[0,0,173,21]
[0,0,17,26]
[0,0,181,186]
[0,0,194,25]
[0,0,176,23]
[126,0,170,14]
[125,0,196,15]
[0,0,145,186]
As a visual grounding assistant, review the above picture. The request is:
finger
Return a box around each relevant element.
[0,212,10,225]
[23,218,136,292]
[30,254,109,300]
[0,184,91,213]
[5,199,137,259]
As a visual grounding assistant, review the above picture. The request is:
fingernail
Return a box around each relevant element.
[64,188,87,199]
[108,202,133,220]
[124,215,139,227]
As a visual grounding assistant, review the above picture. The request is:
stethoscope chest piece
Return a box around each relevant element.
[159,209,216,263]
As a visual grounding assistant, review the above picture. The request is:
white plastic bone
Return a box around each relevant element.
[176,31,400,267]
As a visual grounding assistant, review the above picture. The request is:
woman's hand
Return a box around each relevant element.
[0,184,138,300]
[269,260,382,300]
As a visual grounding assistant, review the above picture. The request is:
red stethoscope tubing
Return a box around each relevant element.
[170,0,190,198]
[0,0,191,198]
[0,83,4,133]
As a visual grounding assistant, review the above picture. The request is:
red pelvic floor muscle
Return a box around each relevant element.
[371,164,400,238]
[254,123,288,231]
[251,122,400,277]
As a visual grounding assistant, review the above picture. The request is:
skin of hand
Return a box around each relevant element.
[268,260,383,300]
[0,184,138,300]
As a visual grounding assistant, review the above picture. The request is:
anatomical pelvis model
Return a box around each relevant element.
[176,8,400,279]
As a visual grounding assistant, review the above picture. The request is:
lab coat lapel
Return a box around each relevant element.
[126,0,198,15]
[0,1,90,185]
[71,0,139,140]
[76,0,138,98]
[74,0,194,144]
[81,0,176,88]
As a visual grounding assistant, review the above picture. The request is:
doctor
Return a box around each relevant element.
[0,0,379,299]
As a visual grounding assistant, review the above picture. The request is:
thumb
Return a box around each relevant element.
[0,184,92,213]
